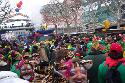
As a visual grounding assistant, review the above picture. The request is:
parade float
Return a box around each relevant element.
[0,1,34,41]
[0,13,34,40]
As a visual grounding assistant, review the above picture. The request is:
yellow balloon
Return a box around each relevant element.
[104,20,110,29]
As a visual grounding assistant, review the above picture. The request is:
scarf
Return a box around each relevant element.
[105,57,125,68]
[64,59,72,78]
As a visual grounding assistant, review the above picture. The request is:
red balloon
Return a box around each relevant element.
[17,3,21,8]
[19,1,23,5]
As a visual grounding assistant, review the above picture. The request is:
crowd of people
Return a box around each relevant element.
[0,33,125,83]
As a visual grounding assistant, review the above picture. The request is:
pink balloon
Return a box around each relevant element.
[19,1,23,5]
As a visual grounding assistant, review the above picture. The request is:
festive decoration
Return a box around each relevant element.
[19,1,23,5]
[17,3,21,8]
[16,1,23,9]
[68,44,72,50]
[103,20,110,29]
[92,40,100,50]
[15,8,20,12]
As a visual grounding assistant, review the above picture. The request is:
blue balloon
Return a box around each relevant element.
[15,8,19,12]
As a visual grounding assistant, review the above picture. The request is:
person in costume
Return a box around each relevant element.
[10,50,22,76]
[23,47,32,59]
[38,41,49,62]
[68,47,75,58]
[0,71,29,83]
[98,43,125,83]
[10,54,34,82]
[70,64,87,83]
[19,60,34,82]
[0,45,3,54]
[44,41,51,61]
[86,38,92,55]
[3,46,11,59]
[122,37,125,58]
[0,54,9,71]
[9,50,22,65]
[74,44,85,59]
[103,37,112,54]
[29,42,39,55]
[118,35,125,58]
[18,43,24,54]
[83,40,106,83]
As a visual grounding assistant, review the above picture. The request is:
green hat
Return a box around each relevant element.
[69,47,74,51]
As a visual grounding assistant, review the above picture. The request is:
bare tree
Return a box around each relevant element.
[98,0,125,29]
[50,0,76,29]
[65,0,82,33]
[82,0,101,32]
[83,0,125,31]
[41,0,82,33]
[0,0,12,24]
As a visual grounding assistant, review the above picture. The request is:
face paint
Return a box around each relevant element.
[70,67,87,83]
[20,63,34,82]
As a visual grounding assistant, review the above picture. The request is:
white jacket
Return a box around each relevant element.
[0,71,29,83]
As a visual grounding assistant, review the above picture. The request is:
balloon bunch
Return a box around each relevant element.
[15,1,23,12]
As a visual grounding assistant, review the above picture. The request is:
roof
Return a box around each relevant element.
[3,13,30,23]
[9,15,28,20]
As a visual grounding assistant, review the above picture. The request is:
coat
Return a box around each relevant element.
[0,71,29,83]
[83,51,106,83]
[98,62,125,83]
[39,46,49,62]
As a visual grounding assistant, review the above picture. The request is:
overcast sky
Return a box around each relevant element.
[9,0,64,26]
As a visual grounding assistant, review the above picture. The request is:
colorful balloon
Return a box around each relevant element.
[19,1,23,5]
[17,3,21,8]
[103,20,110,29]
[15,8,20,12]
